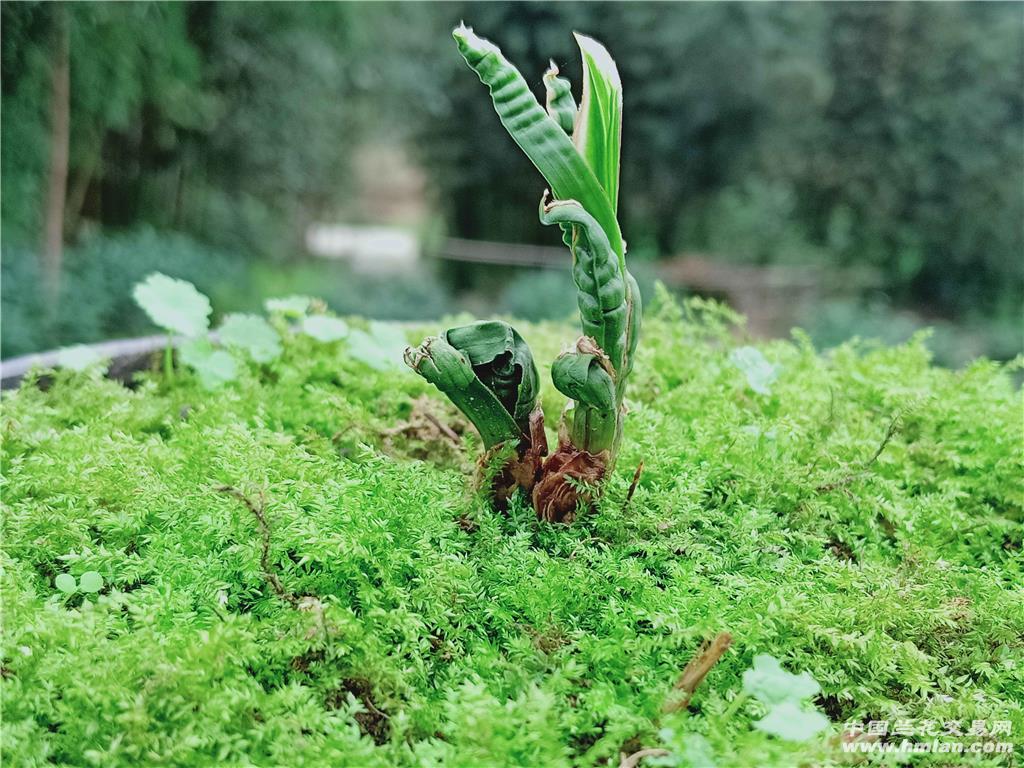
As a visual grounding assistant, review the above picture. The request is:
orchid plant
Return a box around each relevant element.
[405,26,641,522]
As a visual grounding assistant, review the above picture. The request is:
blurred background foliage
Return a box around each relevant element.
[2,1,1021,363]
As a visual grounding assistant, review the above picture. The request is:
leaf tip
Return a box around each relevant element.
[573,32,621,90]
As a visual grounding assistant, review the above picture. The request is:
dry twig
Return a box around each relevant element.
[619,748,670,768]
[662,631,733,713]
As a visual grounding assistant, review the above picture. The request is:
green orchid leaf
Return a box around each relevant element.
[302,315,350,343]
[551,346,618,453]
[218,314,282,363]
[551,350,615,412]
[544,61,576,135]
[453,24,623,260]
[132,272,211,337]
[55,573,77,594]
[444,321,539,429]
[78,571,104,594]
[405,334,523,448]
[754,701,830,742]
[539,196,628,374]
[572,33,622,213]
[179,339,239,390]
[742,654,821,706]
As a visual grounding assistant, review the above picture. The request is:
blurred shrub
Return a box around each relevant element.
[239,260,452,322]
[1,229,245,357]
[498,271,576,322]
[803,298,1022,368]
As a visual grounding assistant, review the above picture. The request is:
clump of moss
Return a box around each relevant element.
[2,291,1021,767]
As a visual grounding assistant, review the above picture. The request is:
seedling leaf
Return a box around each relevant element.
[730,347,781,395]
[754,700,829,742]
[55,574,77,594]
[218,314,282,363]
[179,339,239,389]
[132,273,211,337]
[348,322,408,372]
[741,654,820,706]
[302,315,350,343]
[78,571,103,593]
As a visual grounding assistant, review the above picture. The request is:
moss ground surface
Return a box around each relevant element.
[2,293,1022,767]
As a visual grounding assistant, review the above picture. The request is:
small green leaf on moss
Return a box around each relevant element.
[742,654,820,706]
[55,574,77,594]
[730,346,781,395]
[265,295,313,317]
[348,322,407,371]
[302,315,350,342]
[218,314,282,363]
[78,571,104,594]
[754,700,829,742]
[179,339,239,389]
[132,272,212,337]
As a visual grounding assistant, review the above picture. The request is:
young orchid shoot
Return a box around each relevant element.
[406,25,641,522]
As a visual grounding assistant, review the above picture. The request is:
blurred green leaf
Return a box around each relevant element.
[302,315,350,343]
[78,571,103,594]
[55,574,77,594]
[132,272,211,337]
[754,701,829,742]
[179,339,238,389]
[742,654,820,705]
[217,314,281,363]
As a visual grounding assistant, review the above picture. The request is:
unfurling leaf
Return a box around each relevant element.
[551,342,618,453]
[544,61,576,135]
[551,348,615,412]
[453,24,623,259]
[405,334,523,448]
[539,196,628,374]
[444,321,539,429]
[573,33,622,213]
[132,273,211,337]
[218,314,282,363]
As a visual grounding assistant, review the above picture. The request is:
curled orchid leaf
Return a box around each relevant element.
[544,61,577,135]
[444,321,539,432]
[539,195,628,375]
[404,335,522,449]
[551,341,618,453]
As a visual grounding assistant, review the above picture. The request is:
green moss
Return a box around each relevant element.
[2,292,1022,767]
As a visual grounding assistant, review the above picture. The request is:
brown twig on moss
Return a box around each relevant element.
[623,461,644,512]
[662,631,733,713]
[815,411,902,493]
[215,484,300,608]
